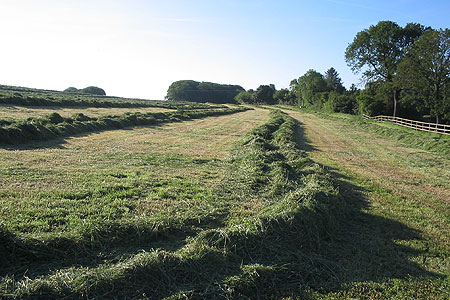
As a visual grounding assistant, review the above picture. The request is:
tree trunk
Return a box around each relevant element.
[393,89,399,117]
[434,84,440,124]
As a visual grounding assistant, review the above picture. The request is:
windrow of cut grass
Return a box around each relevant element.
[0,107,249,145]
[0,85,224,109]
[278,105,450,156]
[0,110,342,299]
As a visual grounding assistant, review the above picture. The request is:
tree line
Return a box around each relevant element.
[64,86,107,96]
[165,21,449,124]
[166,80,244,104]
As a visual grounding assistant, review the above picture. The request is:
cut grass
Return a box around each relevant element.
[0,104,174,121]
[0,84,225,110]
[0,110,341,299]
[277,105,450,156]
[0,107,249,145]
[1,106,448,299]
[276,107,450,299]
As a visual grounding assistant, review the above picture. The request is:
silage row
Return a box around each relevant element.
[0,107,248,144]
[1,110,344,299]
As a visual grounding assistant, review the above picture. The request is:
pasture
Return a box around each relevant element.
[0,97,449,299]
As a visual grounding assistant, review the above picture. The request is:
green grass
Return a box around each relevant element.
[1,106,449,299]
[0,110,341,299]
[277,105,450,156]
[0,84,225,109]
[0,107,249,144]
[273,106,450,299]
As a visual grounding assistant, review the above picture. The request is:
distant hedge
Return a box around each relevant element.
[0,91,224,110]
[0,107,250,145]
[64,86,106,96]
[0,84,229,109]
[166,80,245,104]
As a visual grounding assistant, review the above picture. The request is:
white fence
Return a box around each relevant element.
[362,114,450,136]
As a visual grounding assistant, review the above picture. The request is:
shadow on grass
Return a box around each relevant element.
[0,116,443,299]
[0,210,230,279]
[1,166,440,299]
[0,126,149,150]
[294,120,318,152]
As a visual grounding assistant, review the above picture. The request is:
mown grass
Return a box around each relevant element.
[277,105,450,156]
[0,107,249,145]
[274,106,450,299]
[0,110,344,299]
[0,105,173,121]
[2,107,448,299]
[0,84,224,109]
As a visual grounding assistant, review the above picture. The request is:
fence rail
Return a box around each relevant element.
[362,114,450,136]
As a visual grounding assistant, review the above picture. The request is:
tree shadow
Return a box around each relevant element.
[0,116,443,299]
[294,120,318,152]
[0,209,230,280]
[2,161,440,299]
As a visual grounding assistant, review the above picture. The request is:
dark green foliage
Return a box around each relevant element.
[0,108,250,145]
[234,84,277,105]
[274,88,296,104]
[356,93,385,116]
[255,84,276,104]
[64,86,106,95]
[289,69,346,110]
[234,89,256,104]
[345,21,425,82]
[324,67,345,93]
[166,80,245,103]
[296,69,329,106]
[63,87,78,93]
[79,86,106,96]
[287,68,358,114]
[397,29,450,123]
[345,21,427,117]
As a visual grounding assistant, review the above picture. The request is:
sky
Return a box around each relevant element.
[0,0,449,100]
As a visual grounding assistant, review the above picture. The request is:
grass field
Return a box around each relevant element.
[280,107,450,299]
[1,102,449,299]
[0,104,173,120]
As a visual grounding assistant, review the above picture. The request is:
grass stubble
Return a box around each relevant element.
[0,105,448,299]
[279,107,450,299]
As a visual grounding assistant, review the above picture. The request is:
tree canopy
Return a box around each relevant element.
[345,21,426,116]
[397,29,450,123]
[166,80,244,104]
[324,67,345,93]
[234,84,278,105]
[63,86,106,96]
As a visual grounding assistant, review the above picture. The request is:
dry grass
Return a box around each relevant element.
[0,108,269,191]
[0,104,173,120]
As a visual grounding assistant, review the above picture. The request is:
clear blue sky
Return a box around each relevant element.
[1,0,449,99]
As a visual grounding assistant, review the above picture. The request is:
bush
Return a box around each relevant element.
[356,93,385,116]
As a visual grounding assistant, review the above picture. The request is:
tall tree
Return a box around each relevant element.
[345,21,425,117]
[324,67,345,93]
[296,70,328,107]
[255,84,276,104]
[397,29,450,123]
